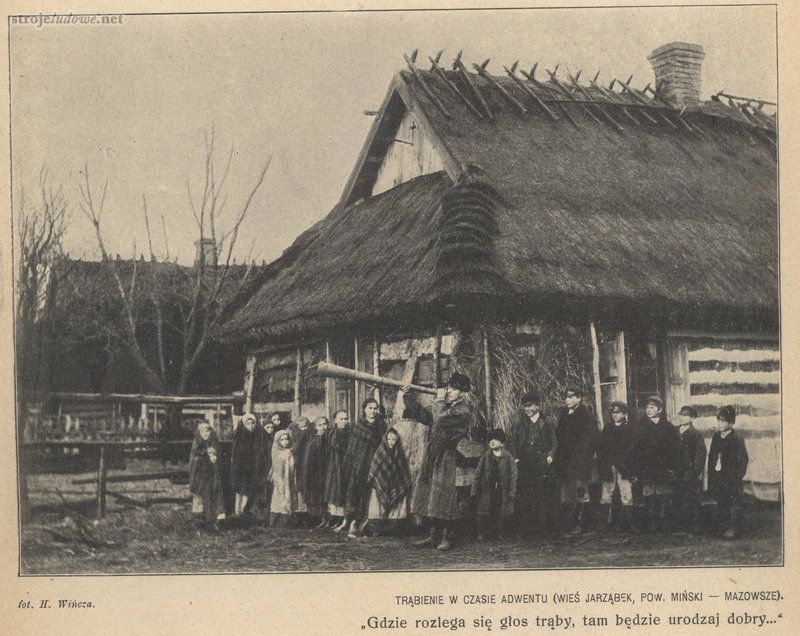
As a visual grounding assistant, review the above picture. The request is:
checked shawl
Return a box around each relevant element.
[342,417,386,515]
[368,430,413,516]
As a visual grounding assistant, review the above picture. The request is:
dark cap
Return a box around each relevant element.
[488,428,506,444]
[610,401,628,413]
[645,395,664,408]
[565,386,584,397]
[716,405,736,424]
[521,391,542,406]
[448,372,472,393]
[679,405,698,418]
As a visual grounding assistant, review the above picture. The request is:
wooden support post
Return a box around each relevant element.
[589,322,603,429]
[293,348,302,419]
[325,341,334,419]
[394,349,419,418]
[373,339,382,404]
[96,444,107,518]
[616,331,628,405]
[482,327,493,428]
[433,325,443,388]
[354,337,361,412]
[244,354,256,414]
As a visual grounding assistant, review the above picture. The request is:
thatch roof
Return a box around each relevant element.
[222,61,778,344]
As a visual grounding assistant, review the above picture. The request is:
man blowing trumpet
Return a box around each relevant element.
[398,372,475,552]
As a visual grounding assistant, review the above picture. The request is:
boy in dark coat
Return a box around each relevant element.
[672,405,707,532]
[552,387,599,535]
[708,405,749,539]
[634,395,679,532]
[506,391,558,539]
[597,402,639,532]
[471,428,518,541]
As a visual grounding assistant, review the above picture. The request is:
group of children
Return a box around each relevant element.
[502,390,750,541]
[188,401,414,537]
[187,383,750,544]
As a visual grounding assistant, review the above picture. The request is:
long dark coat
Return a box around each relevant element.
[552,402,599,484]
[506,411,558,479]
[231,423,270,499]
[676,424,707,483]
[342,417,386,518]
[634,415,679,483]
[324,426,350,509]
[299,433,329,507]
[596,418,640,481]
[707,430,749,498]
[188,428,224,520]
[411,398,474,521]
[471,449,518,517]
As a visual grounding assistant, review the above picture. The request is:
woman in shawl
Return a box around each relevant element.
[366,428,413,536]
[288,416,313,524]
[326,410,351,532]
[231,412,270,518]
[188,421,226,529]
[342,398,387,538]
[411,373,475,551]
[269,429,297,527]
[299,416,331,527]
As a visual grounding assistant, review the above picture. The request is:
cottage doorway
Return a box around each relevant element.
[626,332,667,418]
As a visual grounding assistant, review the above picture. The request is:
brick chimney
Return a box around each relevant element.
[194,238,217,267]
[647,42,705,109]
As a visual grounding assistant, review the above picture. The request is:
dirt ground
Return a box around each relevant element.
[20,461,782,575]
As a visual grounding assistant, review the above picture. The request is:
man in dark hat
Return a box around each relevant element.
[411,372,475,551]
[633,395,679,532]
[708,405,749,539]
[552,387,599,535]
[596,401,639,532]
[506,391,558,539]
[672,405,707,532]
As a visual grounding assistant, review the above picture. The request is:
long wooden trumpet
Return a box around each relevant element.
[315,362,438,395]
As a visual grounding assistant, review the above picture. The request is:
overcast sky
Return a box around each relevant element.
[10,5,777,265]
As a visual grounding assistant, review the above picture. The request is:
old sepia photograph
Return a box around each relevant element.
[10,4,780,576]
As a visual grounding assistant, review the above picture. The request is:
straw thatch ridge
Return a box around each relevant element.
[220,64,778,345]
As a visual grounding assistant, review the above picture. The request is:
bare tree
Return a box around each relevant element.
[79,128,271,394]
[16,165,69,436]
[15,165,70,521]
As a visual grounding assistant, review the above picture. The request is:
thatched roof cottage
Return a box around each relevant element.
[221,42,779,500]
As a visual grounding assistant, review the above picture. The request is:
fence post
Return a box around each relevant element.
[96,445,107,518]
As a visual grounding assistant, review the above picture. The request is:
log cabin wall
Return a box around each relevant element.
[665,332,781,501]
[371,109,445,197]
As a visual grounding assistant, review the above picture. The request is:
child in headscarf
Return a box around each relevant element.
[300,416,331,528]
[188,421,226,529]
[326,410,351,533]
[289,416,313,524]
[231,412,270,518]
[366,427,413,536]
[255,415,277,524]
[269,429,297,527]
